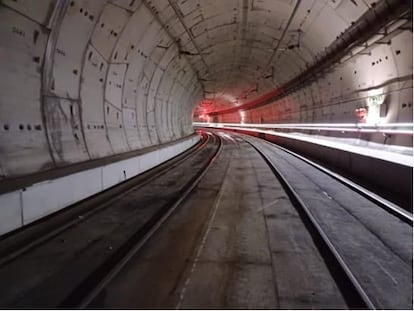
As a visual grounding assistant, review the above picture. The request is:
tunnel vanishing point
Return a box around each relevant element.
[0,0,412,179]
[0,0,412,309]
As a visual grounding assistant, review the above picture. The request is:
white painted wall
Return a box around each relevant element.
[0,135,200,236]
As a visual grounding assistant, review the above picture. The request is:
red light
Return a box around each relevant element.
[355,107,368,123]
[199,114,209,121]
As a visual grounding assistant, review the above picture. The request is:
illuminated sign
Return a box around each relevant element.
[367,94,385,106]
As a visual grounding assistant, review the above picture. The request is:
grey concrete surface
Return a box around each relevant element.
[242,134,412,309]
[0,135,199,236]
[0,0,411,181]
[211,126,413,210]
[90,133,346,309]
[0,1,411,262]
[0,138,218,308]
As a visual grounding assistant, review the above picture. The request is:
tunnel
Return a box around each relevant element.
[0,0,412,309]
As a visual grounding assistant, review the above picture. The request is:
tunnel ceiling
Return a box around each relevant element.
[145,0,377,115]
[1,0,410,178]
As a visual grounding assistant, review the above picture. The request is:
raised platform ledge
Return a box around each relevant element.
[195,124,412,210]
[0,135,200,236]
[222,126,412,167]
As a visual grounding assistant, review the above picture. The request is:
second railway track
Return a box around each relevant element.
[0,129,411,309]
[239,133,412,310]
[0,132,223,308]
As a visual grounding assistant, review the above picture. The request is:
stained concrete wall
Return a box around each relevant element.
[1,1,411,179]
[217,27,413,146]
[0,0,411,235]
[0,0,203,179]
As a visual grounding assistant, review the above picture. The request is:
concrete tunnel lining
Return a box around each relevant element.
[0,0,412,232]
[0,0,412,179]
[1,0,204,177]
[0,0,412,307]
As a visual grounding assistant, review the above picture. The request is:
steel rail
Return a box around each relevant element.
[68,134,224,308]
[0,133,210,268]
[257,137,413,225]
[242,135,375,309]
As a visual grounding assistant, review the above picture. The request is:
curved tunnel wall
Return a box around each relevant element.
[0,0,203,179]
[0,0,412,180]
[208,1,413,147]
[216,28,413,146]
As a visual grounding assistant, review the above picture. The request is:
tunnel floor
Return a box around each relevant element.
[89,132,346,309]
[0,131,411,309]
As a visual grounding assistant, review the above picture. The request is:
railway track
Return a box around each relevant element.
[248,135,412,225]
[0,133,208,266]
[240,133,412,310]
[70,133,223,308]
[0,129,410,309]
[0,132,223,308]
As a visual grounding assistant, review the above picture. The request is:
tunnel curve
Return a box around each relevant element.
[0,0,412,179]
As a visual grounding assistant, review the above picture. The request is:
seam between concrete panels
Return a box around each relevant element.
[41,0,70,167]
[154,46,184,142]
[120,63,132,150]
[19,190,24,228]
[118,2,146,150]
[101,3,132,153]
[75,2,110,160]
[142,23,165,145]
